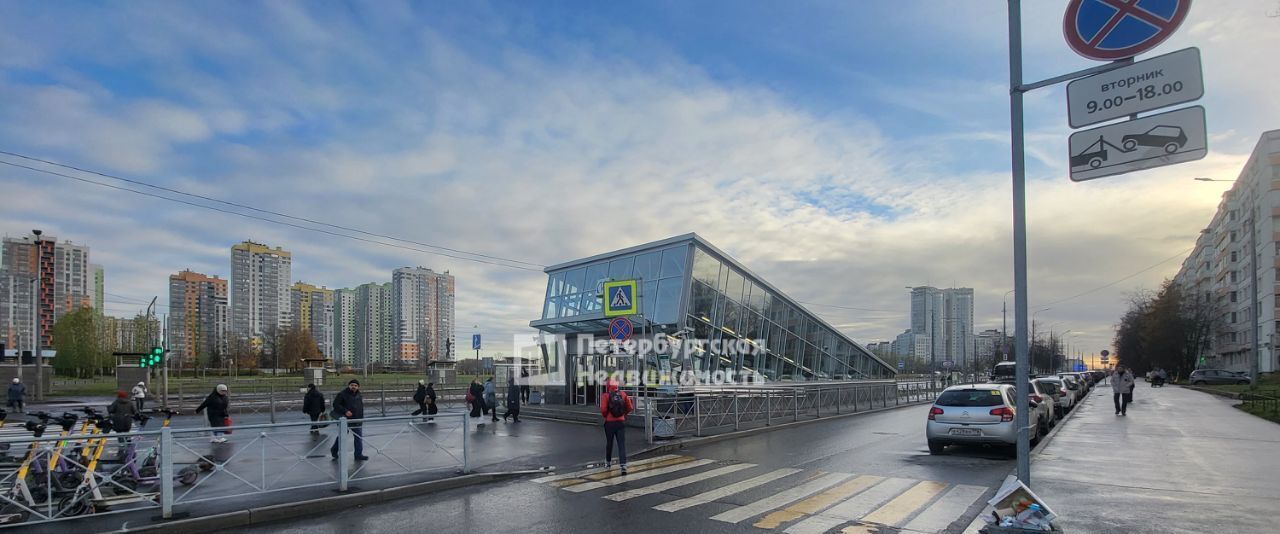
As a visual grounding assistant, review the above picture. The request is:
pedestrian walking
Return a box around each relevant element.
[195,384,231,443]
[108,390,139,444]
[6,378,25,413]
[330,379,369,461]
[131,381,148,413]
[1111,365,1135,416]
[503,377,521,423]
[484,377,498,422]
[467,378,485,429]
[520,367,531,404]
[425,382,438,422]
[411,380,430,420]
[303,384,326,434]
[599,378,633,474]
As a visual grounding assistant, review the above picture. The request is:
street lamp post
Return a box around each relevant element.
[31,229,44,402]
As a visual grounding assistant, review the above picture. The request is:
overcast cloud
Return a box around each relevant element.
[1,1,1276,358]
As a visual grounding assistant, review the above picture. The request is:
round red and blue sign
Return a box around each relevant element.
[608,317,633,342]
[1063,0,1192,61]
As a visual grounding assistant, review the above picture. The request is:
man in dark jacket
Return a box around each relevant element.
[303,384,326,434]
[520,367,531,404]
[7,378,25,413]
[503,378,521,423]
[108,390,139,443]
[330,379,368,461]
[195,384,230,443]
[411,380,430,420]
[425,382,438,420]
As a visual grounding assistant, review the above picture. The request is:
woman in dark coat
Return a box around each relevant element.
[468,378,485,427]
[426,382,438,420]
[303,384,326,433]
[503,378,521,423]
[195,384,230,443]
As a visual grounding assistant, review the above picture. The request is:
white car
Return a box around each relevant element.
[926,383,1040,456]
[1036,376,1074,416]
[1057,374,1085,404]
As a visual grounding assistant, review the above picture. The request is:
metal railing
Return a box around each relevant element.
[645,380,938,442]
[172,384,474,423]
[0,412,468,527]
[1241,391,1280,415]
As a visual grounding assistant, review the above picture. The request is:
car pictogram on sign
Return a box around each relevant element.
[1121,125,1187,153]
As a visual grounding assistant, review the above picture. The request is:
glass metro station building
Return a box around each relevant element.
[530,234,896,406]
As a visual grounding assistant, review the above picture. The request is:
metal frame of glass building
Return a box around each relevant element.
[530,233,895,405]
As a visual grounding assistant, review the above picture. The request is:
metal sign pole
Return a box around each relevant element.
[1007,0,1032,486]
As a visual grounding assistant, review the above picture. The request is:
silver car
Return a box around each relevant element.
[1057,374,1085,403]
[1029,378,1061,431]
[1036,376,1074,415]
[926,383,1040,456]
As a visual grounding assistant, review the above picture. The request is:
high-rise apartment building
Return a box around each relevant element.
[291,282,334,359]
[392,267,455,367]
[1174,130,1280,375]
[354,282,392,369]
[1,232,91,350]
[91,264,104,316]
[332,288,358,367]
[168,270,228,368]
[230,241,291,343]
[909,286,975,369]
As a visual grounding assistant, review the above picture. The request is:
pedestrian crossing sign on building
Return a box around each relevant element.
[603,279,638,317]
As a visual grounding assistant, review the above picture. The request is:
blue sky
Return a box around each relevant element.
[1,1,1277,355]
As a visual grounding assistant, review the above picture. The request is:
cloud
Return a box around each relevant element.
[0,1,1274,362]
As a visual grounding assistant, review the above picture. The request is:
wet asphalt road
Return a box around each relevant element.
[244,404,1015,533]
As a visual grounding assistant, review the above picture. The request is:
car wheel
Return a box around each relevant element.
[928,441,945,455]
[1039,420,1049,436]
[1089,157,1103,168]
[1164,142,1179,153]
[1123,139,1137,151]
[1193,380,1206,386]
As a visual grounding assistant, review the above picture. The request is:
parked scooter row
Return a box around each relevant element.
[0,407,204,524]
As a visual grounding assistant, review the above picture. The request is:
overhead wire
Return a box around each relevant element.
[0,159,545,272]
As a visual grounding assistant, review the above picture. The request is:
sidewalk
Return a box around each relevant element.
[1030,382,1280,534]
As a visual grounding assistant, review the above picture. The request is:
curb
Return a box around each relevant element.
[631,399,936,458]
[1178,385,1242,400]
[116,470,543,533]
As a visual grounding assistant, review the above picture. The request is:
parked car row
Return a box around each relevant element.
[925,369,1104,457]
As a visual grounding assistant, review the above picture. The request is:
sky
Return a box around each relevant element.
[1,0,1277,361]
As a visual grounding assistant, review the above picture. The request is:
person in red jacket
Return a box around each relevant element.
[599,378,634,474]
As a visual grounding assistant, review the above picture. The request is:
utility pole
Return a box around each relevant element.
[1250,213,1260,387]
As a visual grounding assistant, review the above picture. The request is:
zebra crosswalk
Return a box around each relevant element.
[533,455,990,533]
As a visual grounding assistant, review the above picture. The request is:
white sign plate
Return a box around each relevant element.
[1067,47,1204,129]
[1068,105,1206,182]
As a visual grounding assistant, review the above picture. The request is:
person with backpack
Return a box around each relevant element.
[503,377,521,423]
[411,380,430,420]
[599,378,633,474]
[7,378,25,413]
[425,382,438,422]
[108,390,140,443]
[303,384,326,434]
[330,379,368,461]
[484,376,498,423]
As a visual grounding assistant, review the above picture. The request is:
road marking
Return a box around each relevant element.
[711,472,852,524]
[754,475,885,529]
[564,458,717,492]
[603,463,755,501]
[901,484,988,533]
[531,454,679,483]
[549,456,694,487]
[654,468,803,512]
[784,477,917,534]
[860,480,949,527]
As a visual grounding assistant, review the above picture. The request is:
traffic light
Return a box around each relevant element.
[139,346,164,368]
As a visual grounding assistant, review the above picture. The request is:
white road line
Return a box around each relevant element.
[902,484,988,533]
[653,468,803,512]
[710,472,853,524]
[784,477,917,534]
[564,459,717,493]
[603,463,756,501]
[530,454,680,483]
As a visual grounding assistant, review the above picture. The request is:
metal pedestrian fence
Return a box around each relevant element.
[0,412,469,528]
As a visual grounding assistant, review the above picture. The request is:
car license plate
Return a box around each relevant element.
[949,428,980,436]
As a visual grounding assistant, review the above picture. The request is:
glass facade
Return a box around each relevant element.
[531,234,895,381]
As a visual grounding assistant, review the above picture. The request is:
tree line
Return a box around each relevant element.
[1112,280,1214,379]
